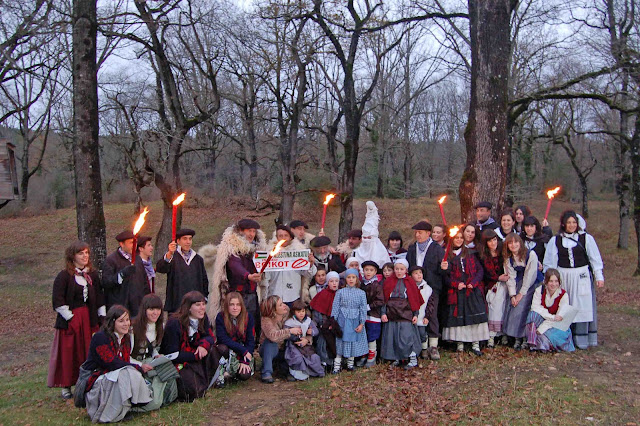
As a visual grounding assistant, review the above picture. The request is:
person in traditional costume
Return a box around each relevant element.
[543,210,604,349]
[48,241,105,399]
[406,220,445,359]
[474,201,499,231]
[409,266,439,360]
[136,236,156,294]
[331,268,368,373]
[284,299,324,380]
[382,262,394,279]
[387,231,408,263]
[203,218,267,335]
[334,230,362,264]
[462,223,479,249]
[259,295,301,383]
[479,229,509,348]
[357,260,384,367]
[310,272,340,368]
[521,216,551,265]
[309,267,327,300]
[157,228,209,313]
[102,230,151,317]
[309,236,346,273]
[380,259,423,369]
[514,205,532,233]
[160,291,225,400]
[129,294,178,411]
[354,201,392,269]
[495,209,517,241]
[525,269,576,352]
[441,229,488,356]
[84,305,153,423]
[431,224,447,248]
[265,225,316,307]
[290,220,315,248]
[215,292,256,382]
[502,233,540,350]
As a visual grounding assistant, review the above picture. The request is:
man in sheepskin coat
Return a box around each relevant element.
[200,219,267,332]
[289,220,315,249]
[264,225,316,307]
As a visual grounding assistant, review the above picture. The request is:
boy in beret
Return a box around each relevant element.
[101,230,150,316]
[156,228,209,313]
[290,220,315,248]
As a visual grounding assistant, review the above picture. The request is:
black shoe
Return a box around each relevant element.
[261,375,274,384]
[287,374,296,382]
[346,365,355,372]
[471,349,484,357]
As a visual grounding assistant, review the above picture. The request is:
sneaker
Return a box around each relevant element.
[287,374,297,382]
[513,341,522,351]
[428,347,441,361]
[420,349,430,359]
[61,387,72,400]
[365,357,376,368]
[261,375,274,384]
[355,357,367,368]
[404,358,418,370]
[487,337,495,348]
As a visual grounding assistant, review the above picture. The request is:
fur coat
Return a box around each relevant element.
[200,225,267,320]
[296,232,316,249]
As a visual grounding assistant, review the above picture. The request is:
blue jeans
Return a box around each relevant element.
[259,340,283,378]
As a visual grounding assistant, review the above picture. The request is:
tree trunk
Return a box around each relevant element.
[579,174,589,219]
[459,0,512,222]
[403,40,412,199]
[631,111,640,276]
[615,76,631,249]
[72,0,107,270]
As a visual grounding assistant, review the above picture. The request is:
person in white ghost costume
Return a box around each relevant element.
[354,201,391,270]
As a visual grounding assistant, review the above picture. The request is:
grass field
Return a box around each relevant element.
[0,196,638,425]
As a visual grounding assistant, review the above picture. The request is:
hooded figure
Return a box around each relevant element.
[354,201,391,268]
[199,224,267,322]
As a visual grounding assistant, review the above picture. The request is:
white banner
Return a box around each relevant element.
[253,249,311,272]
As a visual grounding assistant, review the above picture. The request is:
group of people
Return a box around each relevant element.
[46,199,605,422]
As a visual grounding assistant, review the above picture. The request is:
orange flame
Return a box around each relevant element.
[438,195,447,204]
[173,192,186,206]
[323,193,336,205]
[133,207,149,235]
[546,186,561,200]
[449,226,460,238]
[271,239,287,256]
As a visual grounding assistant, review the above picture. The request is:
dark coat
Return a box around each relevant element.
[226,253,258,295]
[406,241,445,293]
[214,312,256,361]
[161,316,216,365]
[52,269,104,329]
[102,250,150,317]
[84,331,143,392]
[157,252,209,313]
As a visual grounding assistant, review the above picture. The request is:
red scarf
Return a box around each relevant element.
[382,275,424,312]
[310,288,337,317]
[542,287,566,315]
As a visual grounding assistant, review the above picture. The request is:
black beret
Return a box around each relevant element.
[237,218,261,230]
[310,236,331,247]
[411,221,432,231]
[289,220,308,229]
[474,201,493,209]
[361,260,379,270]
[136,236,152,250]
[347,229,363,238]
[176,228,196,238]
[409,265,424,274]
[115,230,135,242]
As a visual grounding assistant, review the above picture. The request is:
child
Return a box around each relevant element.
[479,229,509,348]
[156,228,209,313]
[441,229,488,356]
[525,269,575,352]
[409,266,439,360]
[284,300,325,380]
[357,260,384,367]
[502,233,540,350]
[310,271,341,369]
[382,262,394,280]
[381,259,424,369]
[331,269,368,373]
[309,267,327,300]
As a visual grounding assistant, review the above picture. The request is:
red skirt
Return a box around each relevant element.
[47,306,98,388]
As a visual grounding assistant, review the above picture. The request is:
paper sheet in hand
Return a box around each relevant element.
[551,305,578,331]
[150,355,173,367]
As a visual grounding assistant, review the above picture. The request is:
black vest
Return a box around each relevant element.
[555,234,588,268]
